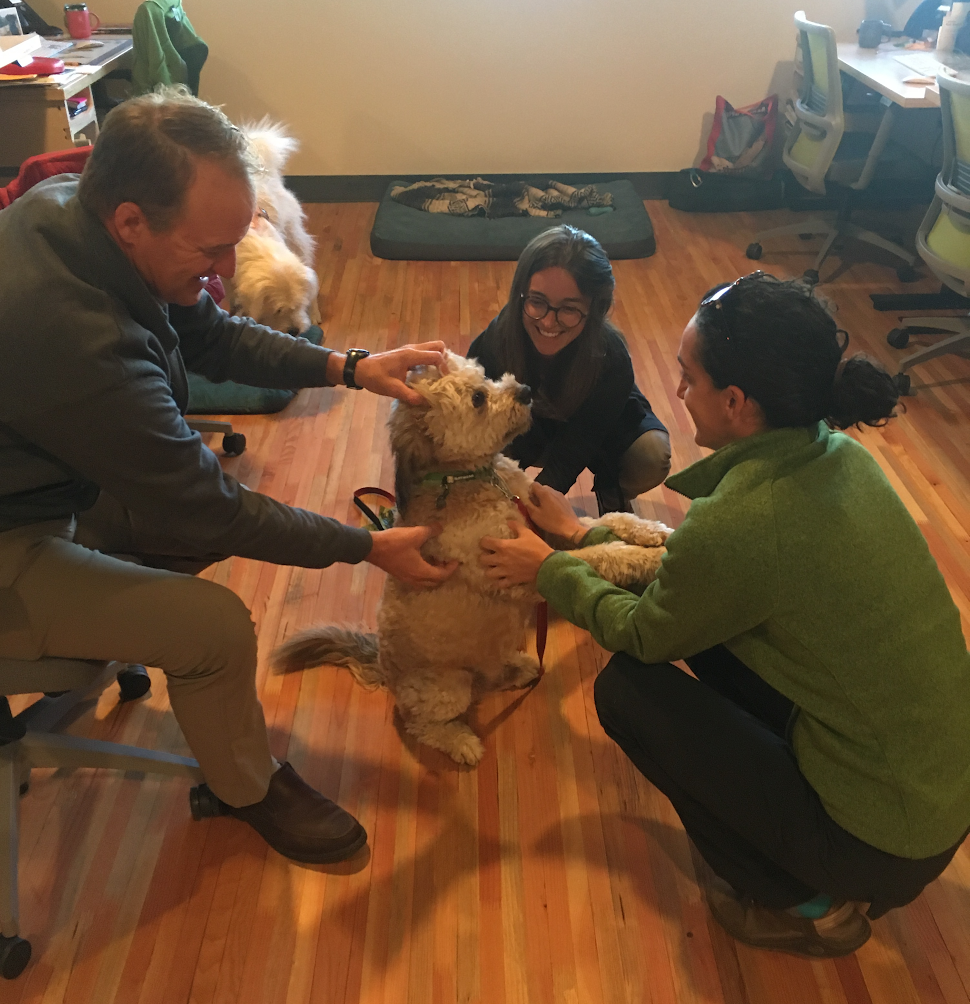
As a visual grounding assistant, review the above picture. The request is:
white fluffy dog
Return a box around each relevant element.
[222,119,322,334]
[273,353,670,765]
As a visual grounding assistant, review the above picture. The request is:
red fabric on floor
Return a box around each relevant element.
[0,146,93,209]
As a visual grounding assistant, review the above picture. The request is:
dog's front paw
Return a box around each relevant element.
[569,542,665,594]
[581,512,673,547]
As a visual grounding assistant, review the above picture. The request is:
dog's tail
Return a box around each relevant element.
[243,117,300,175]
[271,626,385,690]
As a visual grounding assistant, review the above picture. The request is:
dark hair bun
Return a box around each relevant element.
[828,354,899,430]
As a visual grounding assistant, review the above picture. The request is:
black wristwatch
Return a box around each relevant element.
[343,348,370,389]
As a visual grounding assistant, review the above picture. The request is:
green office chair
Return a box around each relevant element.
[746,10,919,284]
[0,657,203,979]
[887,73,970,395]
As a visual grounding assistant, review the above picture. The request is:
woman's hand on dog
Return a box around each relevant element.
[350,341,448,407]
[366,524,459,589]
[522,484,587,544]
[480,521,554,587]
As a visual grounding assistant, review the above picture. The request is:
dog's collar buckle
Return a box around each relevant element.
[434,472,476,508]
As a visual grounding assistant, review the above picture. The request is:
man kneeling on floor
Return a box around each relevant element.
[0,87,456,863]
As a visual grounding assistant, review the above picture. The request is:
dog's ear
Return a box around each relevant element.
[388,400,435,514]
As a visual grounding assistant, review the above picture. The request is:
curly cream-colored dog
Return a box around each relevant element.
[221,119,321,334]
[273,352,671,765]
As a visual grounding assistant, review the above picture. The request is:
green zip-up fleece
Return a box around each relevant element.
[132,0,208,97]
[538,423,970,859]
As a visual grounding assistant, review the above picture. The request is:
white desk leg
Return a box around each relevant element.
[852,99,897,192]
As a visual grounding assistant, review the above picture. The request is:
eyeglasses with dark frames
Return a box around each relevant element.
[521,292,588,330]
[699,270,765,343]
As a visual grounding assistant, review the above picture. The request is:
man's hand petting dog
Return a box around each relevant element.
[366,524,458,589]
[480,521,554,587]
[327,341,449,406]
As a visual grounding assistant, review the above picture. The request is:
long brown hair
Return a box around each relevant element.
[492,225,619,419]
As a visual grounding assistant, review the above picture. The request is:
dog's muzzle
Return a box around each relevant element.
[516,384,532,405]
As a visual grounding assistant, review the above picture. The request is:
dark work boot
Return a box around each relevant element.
[220,762,367,863]
[593,480,634,517]
[706,878,871,958]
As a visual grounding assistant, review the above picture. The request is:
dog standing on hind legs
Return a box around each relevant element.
[273,352,671,765]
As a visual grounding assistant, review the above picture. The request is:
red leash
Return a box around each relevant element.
[514,496,547,678]
[353,486,396,531]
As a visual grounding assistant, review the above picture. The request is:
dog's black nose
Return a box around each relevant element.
[287,327,300,336]
[517,384,532,405]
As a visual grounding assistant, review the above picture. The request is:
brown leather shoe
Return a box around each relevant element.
[707,878,871,958]
[220,762,367,863]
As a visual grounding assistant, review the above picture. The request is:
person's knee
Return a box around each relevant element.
[148,576,257,680]
[593,653,641,730]
[619,430,672,498]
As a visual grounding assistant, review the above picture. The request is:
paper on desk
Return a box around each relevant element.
[894,51,945,74]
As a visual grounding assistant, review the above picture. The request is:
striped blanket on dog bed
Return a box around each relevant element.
[391,178,613,219]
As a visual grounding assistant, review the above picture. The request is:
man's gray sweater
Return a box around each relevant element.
[0,176,372,568]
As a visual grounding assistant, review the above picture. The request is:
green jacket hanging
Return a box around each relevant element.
[131,0,208,96]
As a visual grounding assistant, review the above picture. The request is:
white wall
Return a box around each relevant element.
[30,0,922,175]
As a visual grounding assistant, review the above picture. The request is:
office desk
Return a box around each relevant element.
[837,43,944,108]
[838,42,970,109]
[0,35,132,172]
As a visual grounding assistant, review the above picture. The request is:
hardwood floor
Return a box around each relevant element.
[5,200,970,1004]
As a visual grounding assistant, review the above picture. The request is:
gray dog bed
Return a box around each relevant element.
[370,180,656,260]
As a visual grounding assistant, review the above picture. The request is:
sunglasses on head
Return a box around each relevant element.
[699,270,765,342]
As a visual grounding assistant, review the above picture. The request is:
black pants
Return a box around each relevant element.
[593,647,965,919]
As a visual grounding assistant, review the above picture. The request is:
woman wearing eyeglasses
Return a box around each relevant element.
[480,272,970,958]
[466,224,669,515]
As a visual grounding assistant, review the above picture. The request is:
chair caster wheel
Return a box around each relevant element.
[0,935,31,979]
[803,269,820,285]
[189,783,226,820]
[887,327,910,349]
[896,265,919,283]
[222,433,246,457]
[745,242,763,260]
[893,372,912,396]
[117,664,151,702]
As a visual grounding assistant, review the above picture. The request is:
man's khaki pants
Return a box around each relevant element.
[0,496,274,807]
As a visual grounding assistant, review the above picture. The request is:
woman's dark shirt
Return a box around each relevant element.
[467,318,666,492]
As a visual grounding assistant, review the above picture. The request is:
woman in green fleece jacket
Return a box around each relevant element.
[480,272,970,959]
